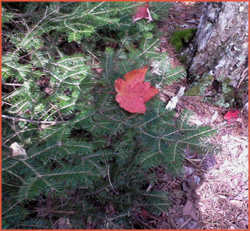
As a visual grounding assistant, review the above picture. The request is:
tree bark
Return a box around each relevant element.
[187,2,248,88]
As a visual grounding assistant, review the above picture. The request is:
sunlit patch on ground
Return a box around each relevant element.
[154,2,249,229]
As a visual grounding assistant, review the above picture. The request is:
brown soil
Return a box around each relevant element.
[142,2,249,229]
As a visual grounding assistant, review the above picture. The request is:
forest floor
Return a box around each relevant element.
[147,2,249,229]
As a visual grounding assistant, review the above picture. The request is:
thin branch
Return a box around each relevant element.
[2,143,12,150]
[13,13,39,18]
[103,155,119,195]
[2,200,22,216]
[43,210,75,214]
[87,1,105,14]
[2,83,23,87]
[2,114,65,124]
[91,2,144,15]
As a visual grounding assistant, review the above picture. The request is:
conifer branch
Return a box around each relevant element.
[2,2,216,228]
[2,115,65,124]
[2,83,24,87]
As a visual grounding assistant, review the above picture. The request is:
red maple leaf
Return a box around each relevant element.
[224,110,240,124]
[115,66,159,113]
[133,2,153,23]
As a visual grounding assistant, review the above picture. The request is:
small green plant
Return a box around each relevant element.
[2,2,216,229]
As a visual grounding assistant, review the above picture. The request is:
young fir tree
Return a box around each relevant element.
[2,2,217,229]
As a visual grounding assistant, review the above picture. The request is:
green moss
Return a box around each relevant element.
[170,28,197,52]
[223,85,236,101]
[186,73,239,108]
[178,54,187,64]
[224,78,231,85]
[185,74,214,96]
[184,85,201,96]
[205,75,214,81]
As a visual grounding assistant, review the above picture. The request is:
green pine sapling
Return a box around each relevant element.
[2,2,217,229]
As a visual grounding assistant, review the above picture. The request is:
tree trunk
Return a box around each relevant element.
[187,2,248,88]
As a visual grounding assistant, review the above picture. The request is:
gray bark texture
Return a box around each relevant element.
[187,2,248,88]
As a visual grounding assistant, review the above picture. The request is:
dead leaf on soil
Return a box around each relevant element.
[187,174,197,189]
[44,87,54,95]
[200,153,216,170]
[37,76,50,86]
[165,86,185,110]
[10,142,27,157]
[182,200,198,221]
[53,217,72,229]
[183,166,194,176]
[194,175,201,185]
[133,2,153,23]
[224,110,240,124]
[182,180,191,193]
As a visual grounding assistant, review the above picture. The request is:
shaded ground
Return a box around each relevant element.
[150,2,249,229]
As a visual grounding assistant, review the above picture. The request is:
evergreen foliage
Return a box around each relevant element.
[2,2,216,229]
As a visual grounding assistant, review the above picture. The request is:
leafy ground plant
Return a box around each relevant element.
[2,2,217,229]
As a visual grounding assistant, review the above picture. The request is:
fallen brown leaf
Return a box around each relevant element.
[182,200,198,221]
